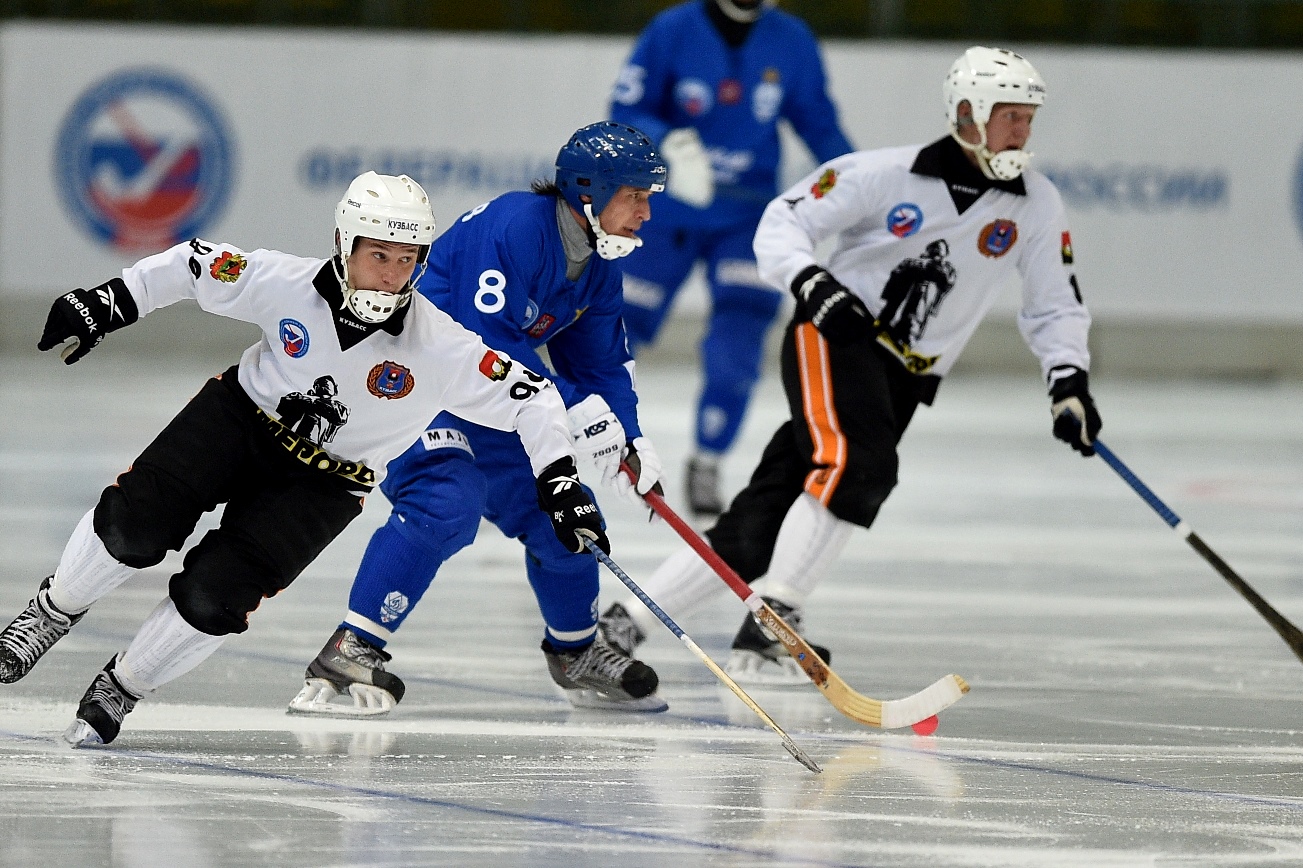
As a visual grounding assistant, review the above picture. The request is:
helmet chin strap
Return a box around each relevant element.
[584,203,642,260]
[950,123,1033,182]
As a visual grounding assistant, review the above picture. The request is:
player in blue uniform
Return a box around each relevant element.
[289,123,671,716]
[610,0,854,515]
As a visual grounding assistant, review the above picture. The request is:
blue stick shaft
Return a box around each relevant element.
[1093,439,1182,529]
[585,542,685,640]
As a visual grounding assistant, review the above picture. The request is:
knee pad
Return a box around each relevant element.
[93,486,173,569]
[706,517,775,584]
[170,575,254,636]
[823,456,899,529]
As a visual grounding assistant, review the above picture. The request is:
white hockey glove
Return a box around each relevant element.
[660,128,715,208]
[568,394,626,491]
[617,437,665,518]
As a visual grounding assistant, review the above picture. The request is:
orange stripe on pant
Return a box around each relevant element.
[795,323,847,506]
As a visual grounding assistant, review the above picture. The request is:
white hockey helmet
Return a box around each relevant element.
[944,47,1046,181]
[332,171,437,323]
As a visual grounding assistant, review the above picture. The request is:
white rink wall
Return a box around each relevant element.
[1,22,1300,374]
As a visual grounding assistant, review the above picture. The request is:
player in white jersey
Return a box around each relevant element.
[0,172,609,746]
[599,47,1105,684]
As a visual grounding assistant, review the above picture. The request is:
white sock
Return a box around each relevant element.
[620,547,726,637]
[115,597,226,694]
[47,509,137,614]
[758,492,853,608]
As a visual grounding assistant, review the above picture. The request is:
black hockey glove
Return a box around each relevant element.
[37,278,139,365]
[536,456,611,555]
[791,265,870,345]
[1048,366,1102,457]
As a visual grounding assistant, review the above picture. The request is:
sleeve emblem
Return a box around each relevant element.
[810,168,838,199]
[478,350,512,381]
[209,251,247,283]
[1061,231,1074,264]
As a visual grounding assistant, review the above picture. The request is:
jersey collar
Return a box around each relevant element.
[911,136,1026,215]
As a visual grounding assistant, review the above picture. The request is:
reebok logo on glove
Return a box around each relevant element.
[536,457,610,555]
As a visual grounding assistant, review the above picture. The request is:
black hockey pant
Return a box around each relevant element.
[93,371,364,636]
[705,319,937,584]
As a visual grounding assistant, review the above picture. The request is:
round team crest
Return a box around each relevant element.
[887,203,924,238]
[54,68,235,252]
[279,319,310,359]
[977,219,1019,258]
[675,79,714,117]
[368,361,415,399]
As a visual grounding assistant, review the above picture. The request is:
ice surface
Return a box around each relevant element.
[1,351,1301,866]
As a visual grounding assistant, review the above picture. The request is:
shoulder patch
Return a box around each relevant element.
[810,169,838,199]
[478,350,512,381]
[209,251,246,283]
[1061,231,1074,264]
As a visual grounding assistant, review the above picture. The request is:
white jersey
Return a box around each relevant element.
[754,137,1091,379]
[119,239,574,489]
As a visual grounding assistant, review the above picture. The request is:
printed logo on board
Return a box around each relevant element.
[55,68,235,252]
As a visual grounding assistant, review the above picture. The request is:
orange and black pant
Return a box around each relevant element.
[705,318,938,584]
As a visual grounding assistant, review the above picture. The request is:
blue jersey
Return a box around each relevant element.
[416,191,642,437]
[610,0,853,224]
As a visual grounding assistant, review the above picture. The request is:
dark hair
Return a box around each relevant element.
[531,179,562,197]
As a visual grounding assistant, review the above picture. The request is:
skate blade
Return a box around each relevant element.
[724,649,812,687]
[287,679,396,718]
[62,719,105,748]
[560,687,669,713]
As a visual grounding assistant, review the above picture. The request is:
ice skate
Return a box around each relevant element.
[0,576,85,683]
[63,656,141,747]
[724,597,830,687]
[685,456,724,517]
[543,636,667,712]
[598,602,646,657]
[288,627,406,718]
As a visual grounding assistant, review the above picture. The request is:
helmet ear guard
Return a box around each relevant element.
[333,172,437,322]
[943,46,1046,181]
[555,121,666,261]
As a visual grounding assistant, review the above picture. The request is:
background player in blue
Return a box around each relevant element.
[610,0,854,515]
[289,122,671,717]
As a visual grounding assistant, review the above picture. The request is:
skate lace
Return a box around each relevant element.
[570,641,632,682]
[85,671,138,723]
[0,599,70,668]
[339,630,389,670]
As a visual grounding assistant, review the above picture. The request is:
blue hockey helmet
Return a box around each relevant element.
[555,121,666,217]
